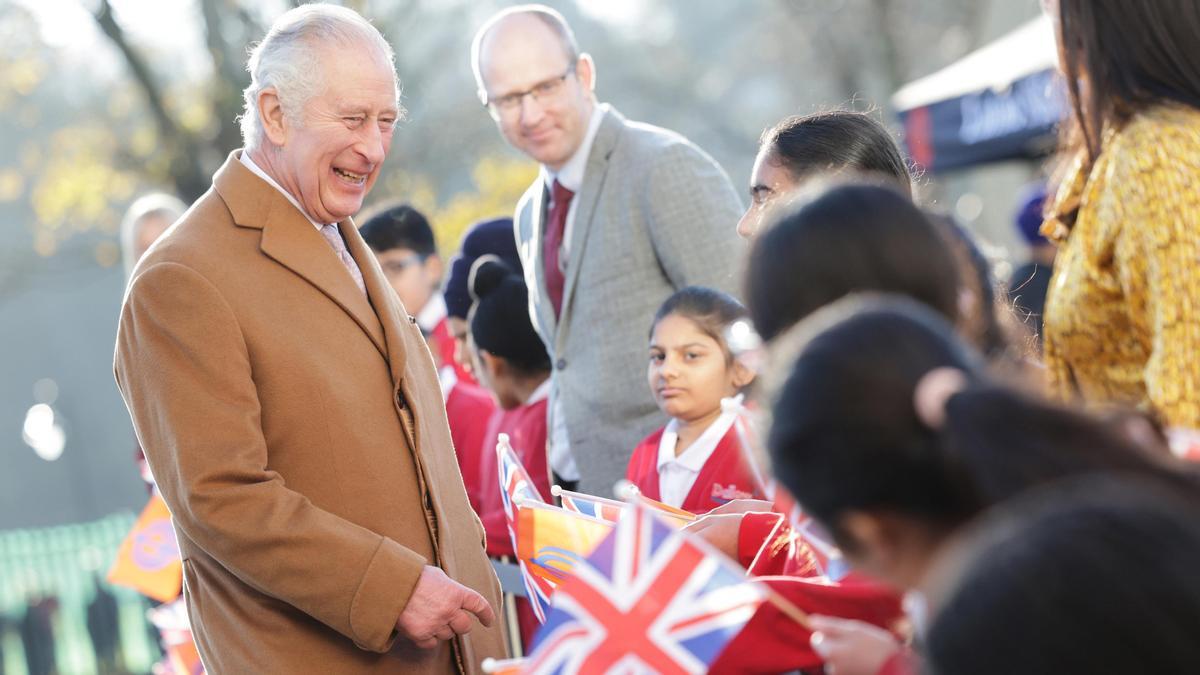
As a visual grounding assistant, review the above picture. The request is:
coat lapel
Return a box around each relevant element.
[342,220,409,388]
[555,107,623,352]
[214,152,388,361]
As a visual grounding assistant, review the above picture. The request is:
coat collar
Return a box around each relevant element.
[213,151,391,363]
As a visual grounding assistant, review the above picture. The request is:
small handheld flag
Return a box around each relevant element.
[107,493,183,603]
[524,500,766,674]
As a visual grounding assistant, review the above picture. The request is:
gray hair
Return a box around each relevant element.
[239,4,399,150]
[120,192,186,275]
[471,4,580,104]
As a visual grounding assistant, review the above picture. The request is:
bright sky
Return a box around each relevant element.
[14,0,656,81]
[14,0,278,80]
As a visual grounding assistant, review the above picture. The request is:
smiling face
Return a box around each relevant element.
[477,15,595,171]
[736,146,801,238]
[260,44,398,224]
[648,313,750,422]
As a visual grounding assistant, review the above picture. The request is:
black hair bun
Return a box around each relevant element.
[468,255,516,302]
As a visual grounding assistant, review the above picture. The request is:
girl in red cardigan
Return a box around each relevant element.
[626,287,765,514]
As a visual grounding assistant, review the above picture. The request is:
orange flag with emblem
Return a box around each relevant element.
[108,493,183,603]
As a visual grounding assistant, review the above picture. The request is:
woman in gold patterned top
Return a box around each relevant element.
[1040,0,1200,428]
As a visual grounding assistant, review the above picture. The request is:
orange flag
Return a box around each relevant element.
[516,500,613,587]
[108,493,183,603]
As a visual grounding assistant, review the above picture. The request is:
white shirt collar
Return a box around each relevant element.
[239,151,327,230]
[438,364,458,401]
[540,104,605,193]
[656,401,740,474]
[415,293,448,333]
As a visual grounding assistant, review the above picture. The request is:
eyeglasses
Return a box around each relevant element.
[484,64,577,119]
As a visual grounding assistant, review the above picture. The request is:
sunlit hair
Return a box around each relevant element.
[119,192,186,276]
[470,4,581,104]
[239,4,400,150]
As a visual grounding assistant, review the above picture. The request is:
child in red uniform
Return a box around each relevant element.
[465,257,554,648]
[466,257,554,554]
[626,287,764,514]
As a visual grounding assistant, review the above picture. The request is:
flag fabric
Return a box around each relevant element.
[709,575,905,674]
[497,434,554,621]
[107,493,183,603]
[724,395,771,497]
[516,501,614,588]
[556,488,624,522]
[524,501,766,674]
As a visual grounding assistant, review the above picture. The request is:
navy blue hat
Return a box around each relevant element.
[1015,184,1049,246]
[444,217,522,319]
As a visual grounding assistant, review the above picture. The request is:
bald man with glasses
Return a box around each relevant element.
[471,5,745,497]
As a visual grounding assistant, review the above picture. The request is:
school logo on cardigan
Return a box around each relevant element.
[711,483,754,505]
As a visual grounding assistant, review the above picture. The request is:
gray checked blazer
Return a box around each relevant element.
[514,104,746,496]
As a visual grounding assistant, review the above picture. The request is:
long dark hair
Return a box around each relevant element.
[926,474,1200,674]
[761,110,912,196]
[766,297,1194,550]
[1056,0,1200,166]
[744,181,959,343]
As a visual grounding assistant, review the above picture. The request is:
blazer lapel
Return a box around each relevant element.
[555,107,623,352]
[215,152,388,361]
[527,180,558,338]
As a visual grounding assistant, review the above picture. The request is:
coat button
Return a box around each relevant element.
[556,358,567,370]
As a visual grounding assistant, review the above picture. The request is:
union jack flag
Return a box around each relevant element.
[555,487,625,522]
[524,501,765,674]
[497,434,553,621]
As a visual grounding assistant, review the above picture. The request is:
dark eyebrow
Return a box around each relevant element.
[750,184,772,197]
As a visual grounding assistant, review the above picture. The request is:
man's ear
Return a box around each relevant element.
[576,53,596,94]
[258,88,288,146]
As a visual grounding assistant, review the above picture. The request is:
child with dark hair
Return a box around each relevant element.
[465,256,553,650]
[744,180,961,344]
[768,296,1189,590]
[625,286,765,513]
[467,257,553,557]
[764,295,1195,674]
[359,204,462,375]
[924,475,1200,675]
[442,216,523,374]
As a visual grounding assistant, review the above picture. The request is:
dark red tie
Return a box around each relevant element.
[544,179,574,318]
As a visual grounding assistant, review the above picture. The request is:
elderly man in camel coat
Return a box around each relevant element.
[114,6,506,673]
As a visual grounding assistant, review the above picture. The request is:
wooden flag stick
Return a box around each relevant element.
[551,485,627,509]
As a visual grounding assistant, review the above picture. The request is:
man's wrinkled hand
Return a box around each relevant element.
[396,565,496,649]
